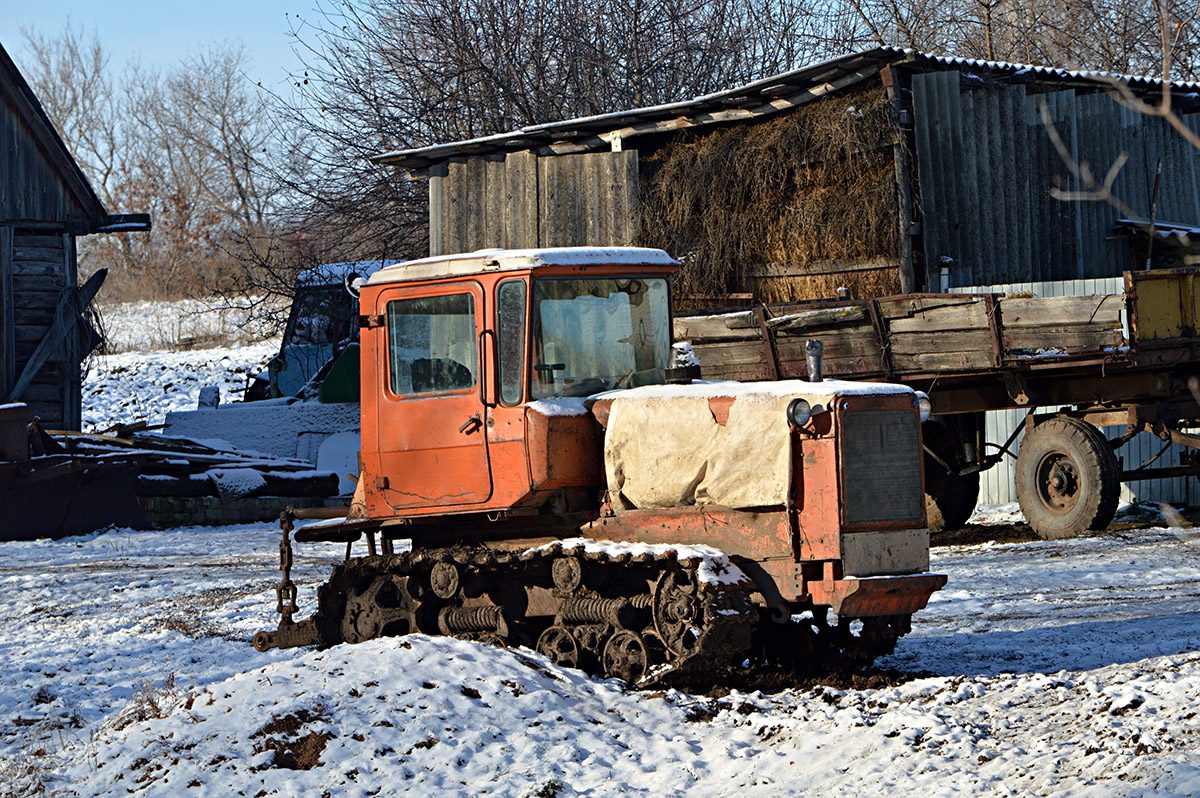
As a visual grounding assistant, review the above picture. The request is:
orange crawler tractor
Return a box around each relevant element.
[255,247,946,684]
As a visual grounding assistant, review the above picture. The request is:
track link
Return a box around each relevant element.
[261,538,913,687]
[304,541,755,686]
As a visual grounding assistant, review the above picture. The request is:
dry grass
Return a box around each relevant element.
[0,753,53,798]
[638,85,903,303]
[106,674,185,733]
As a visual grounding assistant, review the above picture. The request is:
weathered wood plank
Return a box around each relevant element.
[12,259,62,277]
[12,235,64,250]
[767,305,870,333]
[15,342,65,363]
[485,156,505,249]
[877,295,990,319]
[780,356,885,379]
[13,246,64,263]
[674,312,760,341]
[892,350,996,371]
[464,157,486,251]
[516,151,540,247]
[17,382,63,403]
[428,165,446,256]
[584,155,602,244]
[692,359,771,381]
[777,333,882,361]
[14,325,53,344]
[619,150,638,245]
[503,151,536,249]
[444,160,468,254]
[12,306,56,326]
[1003,326,1124,352]
[1000,294,1123,328]
[537,156,559,247]
[12,275,63,294]
[565,156,585,246]
[12,291,61,310]
[886,301,992,333]
[887,330,995,355]
[746,257,902,278]
[690,340,776,368]
[0,227,12,394]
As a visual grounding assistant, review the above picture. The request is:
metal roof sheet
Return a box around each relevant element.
[375,47,1200,172]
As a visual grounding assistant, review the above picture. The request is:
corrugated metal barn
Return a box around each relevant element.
[377,47,1200,303]
[0,43,147,431]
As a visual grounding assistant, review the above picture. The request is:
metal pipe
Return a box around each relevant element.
[805,339,824,382]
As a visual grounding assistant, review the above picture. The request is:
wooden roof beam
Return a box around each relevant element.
[597,67,878,151]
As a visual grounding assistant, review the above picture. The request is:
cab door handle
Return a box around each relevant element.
[459,414,483,434]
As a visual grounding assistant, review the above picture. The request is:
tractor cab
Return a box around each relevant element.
[355,248,678,522]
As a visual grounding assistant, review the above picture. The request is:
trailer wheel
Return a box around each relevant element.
[1015,418,1119,539]
[923,423,980,532]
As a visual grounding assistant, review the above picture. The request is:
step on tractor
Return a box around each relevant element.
[255,247,946,685]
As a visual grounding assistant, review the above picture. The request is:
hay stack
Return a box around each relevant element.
[637,86,903,305]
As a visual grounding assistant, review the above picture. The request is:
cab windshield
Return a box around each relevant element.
[531,277,670,399]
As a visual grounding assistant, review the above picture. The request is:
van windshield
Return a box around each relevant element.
[530,277,670,399]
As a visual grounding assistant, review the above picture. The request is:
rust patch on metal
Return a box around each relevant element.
[707,396,734,426]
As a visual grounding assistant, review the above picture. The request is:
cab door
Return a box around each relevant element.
[373,282,492,509]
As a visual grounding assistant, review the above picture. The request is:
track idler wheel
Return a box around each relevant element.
[429,561,460,600]
[602,630,652,684]
[536,625,581,669]
[341,575,419,644]
[653,569,703,655]
[551,556,583,592]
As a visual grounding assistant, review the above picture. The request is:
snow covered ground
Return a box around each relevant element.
[5,511,1200,797]
[6,300,1199,796]
[96,297,280,355]
[82,341,279,432]
[80,296,283,433]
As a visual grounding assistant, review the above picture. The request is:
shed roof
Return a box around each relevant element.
[0,42,108,225]
[376,47,1200,173]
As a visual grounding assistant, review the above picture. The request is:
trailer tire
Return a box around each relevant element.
[923,423,979,532]
[1016,417,1120,540]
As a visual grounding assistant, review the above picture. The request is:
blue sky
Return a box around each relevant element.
[0,1,308,88]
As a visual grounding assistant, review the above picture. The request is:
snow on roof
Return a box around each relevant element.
[376,46,1200,171]
[367,247,679,285]
[297,260,400,287]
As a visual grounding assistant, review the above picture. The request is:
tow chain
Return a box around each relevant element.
[252,509,319,652]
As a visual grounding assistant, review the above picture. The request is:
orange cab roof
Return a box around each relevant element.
[366,247,679,286]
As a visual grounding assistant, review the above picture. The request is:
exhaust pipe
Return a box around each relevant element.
[805,339,824,382]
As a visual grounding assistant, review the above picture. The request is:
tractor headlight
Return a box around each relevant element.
[786,398,812,429]
[915,392,931,422]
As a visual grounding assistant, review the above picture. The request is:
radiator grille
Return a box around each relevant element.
[840,410,923,525]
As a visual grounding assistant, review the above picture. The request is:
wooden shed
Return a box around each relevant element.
[375,48,1200,304]
[0,43,148,431]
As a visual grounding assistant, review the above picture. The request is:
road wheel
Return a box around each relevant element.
[923,422,980,532]
[1015,417,1120,539]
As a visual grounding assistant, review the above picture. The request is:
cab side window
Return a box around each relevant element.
[387,294,477,396]
[497,280,526,405]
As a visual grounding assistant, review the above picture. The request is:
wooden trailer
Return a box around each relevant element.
[675,266,1200,538]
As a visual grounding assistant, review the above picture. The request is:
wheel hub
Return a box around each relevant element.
[1037,453,1081,514]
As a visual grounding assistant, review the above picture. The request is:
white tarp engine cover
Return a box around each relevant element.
[601,380,916,512]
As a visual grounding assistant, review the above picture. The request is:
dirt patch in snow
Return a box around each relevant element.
[251,708,333,770]
[706,666,933,697]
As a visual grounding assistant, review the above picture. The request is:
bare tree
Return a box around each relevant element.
[19,26,285,301]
